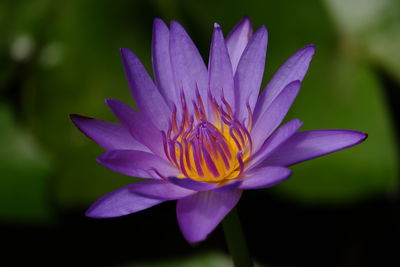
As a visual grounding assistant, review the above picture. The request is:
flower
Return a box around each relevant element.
[71,17,367,243]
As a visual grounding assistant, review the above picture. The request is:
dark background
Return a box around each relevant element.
[1,0,399,266]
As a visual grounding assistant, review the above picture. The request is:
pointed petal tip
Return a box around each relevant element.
[153,17,165,25]
[185,234,208,244]
[305,44,316,50]
[292,118,304,127]
[69,113,84,122]
[85,208,104,219]
[69,113,92,129]
[119,47,128,54]
[120,47,135,58]
[288,79,302,88]
[153,18,169,33]
[326,129,368,145]
[95,154,106,164]
[237,15,252,27]
[257,25,268,35]
[104,98,115,106]
[104,98,124,108]
[354,130,368,143]
[170,20,183,30]
[301,44,316,56]
[85,199,118,219]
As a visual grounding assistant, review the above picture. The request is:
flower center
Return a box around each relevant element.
[162,90,253,183]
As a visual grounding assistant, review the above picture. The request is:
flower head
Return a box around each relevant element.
[71,17,367,243]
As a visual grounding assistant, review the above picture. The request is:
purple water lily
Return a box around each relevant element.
[71,17,367,243]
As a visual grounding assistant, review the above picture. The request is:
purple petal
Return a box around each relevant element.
[120,48,171,130]
[208,23,235,109]
[253,45,315,124]
[86,185,164,218]
[251,80,301,152]
[70,114,149,152]
[239,166,291,189]
[247,119,303,170]
[129,180,195,200]
[212,180,242,193]
[170,21,208,105]
[106,98,165,157]
[97,150,180,179]
[264,130,368,166]
[167,177,217,191]
[152,18,177,107]
[226,16,253,73]
[176,190,242,243]
[234,26,268,120]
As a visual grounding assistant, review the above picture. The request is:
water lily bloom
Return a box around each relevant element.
[71,17,367,243]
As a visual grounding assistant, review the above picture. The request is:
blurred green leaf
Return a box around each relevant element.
[325,0,400,83]
[0,104,52,222]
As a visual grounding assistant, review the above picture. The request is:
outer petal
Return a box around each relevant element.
[129,180,195,200]
[239,166,291,189]
[251,80,301,152]
[70,114,149,152]
[208,23,235,109]
[247,119,303,170]
[264,130,368,166]
[253,45,315,124]
[167,177,218,191]
[176,190,242,243]
[234,26,268,120]
[226,16,253,73]
[120,48,171,130]
[170,21,208,105]
[152,18,177,107]
[106,98,165,158]
[97,150,180,179]
[86,185,164,218]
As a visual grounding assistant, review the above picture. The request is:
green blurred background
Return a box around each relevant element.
[0,0,399,266]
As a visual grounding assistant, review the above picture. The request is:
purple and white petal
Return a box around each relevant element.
[167,177,218,191]
[247,119,303,170]
[226,16,253,73]
[234,26,268,120]
[86,185,164,218]
[239,166,291,189]
[251,80,301,151]
[176,190,242,243]
[152,18,177,107]
[106,98,165,158]
[120,48,171,130]
[70,114,149,152]
[170,21,208,105]
[97,150,180,179]
[263,130,368,166]
[253,45,315,123]
[129,180,195,200]
[208,23,235,109]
